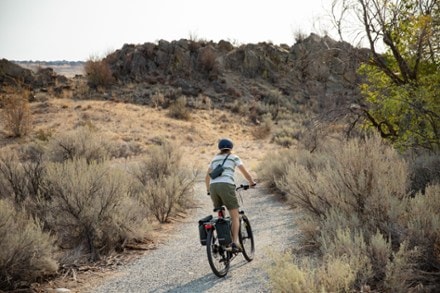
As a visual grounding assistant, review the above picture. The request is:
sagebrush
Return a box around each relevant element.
[260,135,440,292]
[0,199,57,291]
[0,88,32,137]
[41,158,147,261]
[132,140,196,223]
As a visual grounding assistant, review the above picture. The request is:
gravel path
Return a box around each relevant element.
[90,178,298,293]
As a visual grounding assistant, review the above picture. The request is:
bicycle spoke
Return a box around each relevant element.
[207,229,230,277]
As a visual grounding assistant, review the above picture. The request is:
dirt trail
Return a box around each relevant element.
[88,176,298,293]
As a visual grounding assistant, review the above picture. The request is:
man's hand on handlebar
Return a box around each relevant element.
[239,181,257,190]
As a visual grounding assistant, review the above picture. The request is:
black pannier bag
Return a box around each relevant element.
[215,218,232,245]
[198,215,213,245]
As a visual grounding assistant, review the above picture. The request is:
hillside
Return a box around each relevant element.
[0,33,373,157]
[2,34,369,115]
[1,97,275,166]
[105,34,368,108]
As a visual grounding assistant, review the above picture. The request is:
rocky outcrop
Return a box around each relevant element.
[0,59,69,90]
[0,58,34,86]
[1,34,371,114]
[105,34,370,111]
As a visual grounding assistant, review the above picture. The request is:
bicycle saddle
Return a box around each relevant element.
[213,206,226,212]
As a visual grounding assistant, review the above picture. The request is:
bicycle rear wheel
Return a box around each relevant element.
[206,229,230,277]
[239,215,255,261]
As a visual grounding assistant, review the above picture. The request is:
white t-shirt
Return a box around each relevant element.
[209,153,242,185]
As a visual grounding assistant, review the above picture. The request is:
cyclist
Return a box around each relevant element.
[205,138,256,252]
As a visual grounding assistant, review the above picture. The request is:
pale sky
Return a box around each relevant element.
[0,0,338,61]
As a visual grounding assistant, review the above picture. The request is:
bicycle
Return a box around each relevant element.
[198,183,255,277]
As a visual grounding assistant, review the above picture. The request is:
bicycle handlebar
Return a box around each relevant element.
[236,182,256,191]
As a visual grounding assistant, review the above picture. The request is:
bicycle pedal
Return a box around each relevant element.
[225,243,242,253]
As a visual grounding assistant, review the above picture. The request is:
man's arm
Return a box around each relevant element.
[238,165,256,186]
[205,168,212,194]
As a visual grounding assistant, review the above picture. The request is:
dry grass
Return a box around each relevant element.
[1,97,269,169]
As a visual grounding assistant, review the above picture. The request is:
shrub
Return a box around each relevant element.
[249,100,271,124]
[41,159,147,261]
[266,251,359,293]
[319,227,373,286]
[261,135,440,291]
[278,136,408,233]
[189,94,212,110]
[403,184,440,288]
[47,126,115,163]
[132,141,196,223]
[151,92,165,108]
[260,89,294,119]
[1,88,31,137]
[252,113,273,139]
[265,252,317,292]
[141,173,195,223]
[383,242,420,292]
[197,47,218,73]
[317,255,359,292]
[35,128,53,141]
[168,96,191,120]
[0,148,47,211]
[408,152,440,194]
[84,57,114,89]
[257,148,296,192]
[0,150,28,203]
[257,147,328,195]
[0,199,57,291]
[270,118,302,148]
[294,29,307,43]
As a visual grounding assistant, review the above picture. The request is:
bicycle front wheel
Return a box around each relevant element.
[206,229,230,277]
[239,215,255,261]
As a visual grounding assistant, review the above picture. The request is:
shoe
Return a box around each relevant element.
[226,242,242,253]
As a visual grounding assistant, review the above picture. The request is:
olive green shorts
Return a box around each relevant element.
[210,183,239,210]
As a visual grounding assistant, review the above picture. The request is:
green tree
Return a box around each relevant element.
[337,0,439,150]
